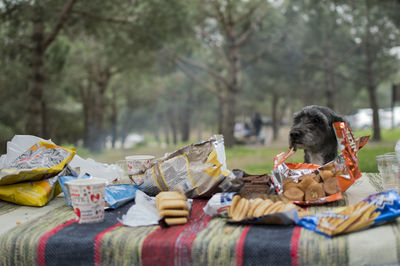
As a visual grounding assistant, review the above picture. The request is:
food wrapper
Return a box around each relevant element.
[130,135,232,198]
[119,189,193,227]
[0,166,73,206]
[58,175,138,209]
[271,122,369,205]
[104,184,138,209]
[0,141,76,185]
[203,192,236,217]
[297,190,400,237]
[229,209,298,225]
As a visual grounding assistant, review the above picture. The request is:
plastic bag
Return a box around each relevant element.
[0,141,76,185]
[297,190,400,237]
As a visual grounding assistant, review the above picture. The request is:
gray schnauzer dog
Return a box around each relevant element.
[289,105,347,165]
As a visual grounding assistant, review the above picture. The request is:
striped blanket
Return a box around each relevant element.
[0,173,399,266]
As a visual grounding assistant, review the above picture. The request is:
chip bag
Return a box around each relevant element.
[271,122,369,205]
[0,166,73,206]
[297,190,400,237]
[0,141,76,185]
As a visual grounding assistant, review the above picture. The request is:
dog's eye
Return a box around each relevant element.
[313,117,322,124]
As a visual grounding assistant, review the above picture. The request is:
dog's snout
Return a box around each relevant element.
[290,130,302,139]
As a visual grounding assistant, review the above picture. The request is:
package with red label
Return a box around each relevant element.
[271,122,369,205]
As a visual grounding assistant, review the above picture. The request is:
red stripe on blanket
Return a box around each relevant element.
[290,226,302,266]
[37,219,75,266]
[174,201,212,265]
[141,200,208,266]
[94,222,122,266]
[236,226,250,266]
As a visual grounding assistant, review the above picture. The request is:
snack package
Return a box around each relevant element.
[203,192,236,217]
[130,135,232,198]
[297,190,400,237]
[58,175,138,209]
[0,141,76,185]
[271,122,369,205]
[0,166,73,206]
[104,184,138,209]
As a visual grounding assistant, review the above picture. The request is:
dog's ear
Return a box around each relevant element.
[330,114,346,123]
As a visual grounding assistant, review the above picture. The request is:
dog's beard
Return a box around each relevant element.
[289,130,324,152]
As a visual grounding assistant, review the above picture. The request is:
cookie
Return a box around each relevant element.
[283,187,304,201]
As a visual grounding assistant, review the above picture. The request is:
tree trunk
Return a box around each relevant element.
[25,0,77,138]
[180,88,192,142]
[222,89,237,147]
[323,55,335,110]
[110,86,117,148]
[223,37,241,147]
[163,112,170,145]
[26,5,46,137]
[271,93,279,141]
[365,0,381,141]
[169,106,178,145]
[80,66,112,152]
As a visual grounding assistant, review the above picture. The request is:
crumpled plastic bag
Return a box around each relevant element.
[119,190,161,227]
[120,189,193,227]
[0,140,76,185]
[68,155,124,183]
[130,135,234,198]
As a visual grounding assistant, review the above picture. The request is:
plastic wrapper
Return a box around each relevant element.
[271,122,369,205]
[229,209,298,225]
[104,184,138,209]
[0,141,76,185]
[130,135,233,198]
[58,175,137,209]
[119,189,193,227]
[203,192,235,217]
[297,190,400,237]
[0,166,73,206]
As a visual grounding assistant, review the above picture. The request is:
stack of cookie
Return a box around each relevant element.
[156,191,189,226]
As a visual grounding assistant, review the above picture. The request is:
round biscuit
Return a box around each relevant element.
[264,201,285,215]
[236,198,250,221]
[253,199,273,218]
[248,198,264,218]
[232,197,245,221]
[229,195,241,216]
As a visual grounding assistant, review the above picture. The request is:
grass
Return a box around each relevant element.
[81,128,399,175]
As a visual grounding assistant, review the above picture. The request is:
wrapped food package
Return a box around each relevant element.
[297,190,400,237]
[0,166,73,206]
[0,141,76,185]
[271,122,369,205]
[130,135,233,198]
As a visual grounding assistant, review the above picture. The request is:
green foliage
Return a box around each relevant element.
[0,0,399,152]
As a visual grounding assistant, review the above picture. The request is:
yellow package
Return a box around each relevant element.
[0,176,62,206]
[0,141,75,185]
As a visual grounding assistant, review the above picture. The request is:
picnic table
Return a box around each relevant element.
[0,173,398,266]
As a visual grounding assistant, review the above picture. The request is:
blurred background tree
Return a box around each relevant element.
[0,0,399,153]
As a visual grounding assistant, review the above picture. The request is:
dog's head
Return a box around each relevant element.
[289,105,346,153]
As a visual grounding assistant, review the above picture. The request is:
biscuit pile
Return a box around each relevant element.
[283,164,342,202]
[228,195,299,221]
[156,191,189,226]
